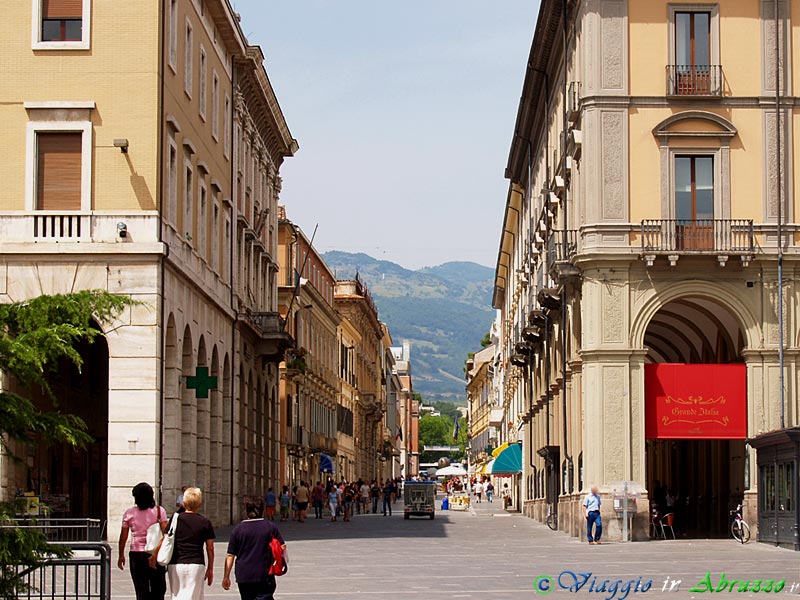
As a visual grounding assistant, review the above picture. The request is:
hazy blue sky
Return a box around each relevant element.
[231,1,537,269]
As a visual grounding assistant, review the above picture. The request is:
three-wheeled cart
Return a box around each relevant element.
[404,481,436,519]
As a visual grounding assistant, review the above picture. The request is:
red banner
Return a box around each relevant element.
[645,364,747,439]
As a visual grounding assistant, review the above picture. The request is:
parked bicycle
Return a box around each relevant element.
[546,503,558,531]
[730,504,750,544]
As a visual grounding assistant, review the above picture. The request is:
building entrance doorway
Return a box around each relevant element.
[646,439,746,537]
[18,328,109,520]
[643,296,748,539]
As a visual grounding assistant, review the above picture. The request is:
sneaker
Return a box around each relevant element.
[588,541,595,545]
[595,541,601,545]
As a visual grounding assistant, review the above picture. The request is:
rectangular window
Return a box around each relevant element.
[223,93,231,159]
[168,0,178,70]
[199,47,207,120]
[670,8,718,95]
[198,180,207,259]
[184,21,193,97]
[166,137,178,224]
[223,208,231,281]
[184,155,194,241]
[36,132,81,210]
[675,156,714,221]
[212,199,220,272]
[211,72,220,140]
[38,0,87,46]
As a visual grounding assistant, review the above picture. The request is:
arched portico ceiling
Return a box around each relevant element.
[644,297,744,364]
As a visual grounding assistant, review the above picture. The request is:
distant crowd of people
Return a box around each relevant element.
[117,476,403,600]
[444,476,510,507]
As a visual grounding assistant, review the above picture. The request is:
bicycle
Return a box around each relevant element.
[545,504,558,531]
[730,504,751,544]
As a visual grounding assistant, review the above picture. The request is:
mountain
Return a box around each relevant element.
[323,251,495,404]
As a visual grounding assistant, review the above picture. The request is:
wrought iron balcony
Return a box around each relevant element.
[251,311,294,361]
[666,65,723,97]
[641,219,754,267]
[546,229,579,279]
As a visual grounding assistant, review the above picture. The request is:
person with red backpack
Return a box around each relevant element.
[222,497,286,600]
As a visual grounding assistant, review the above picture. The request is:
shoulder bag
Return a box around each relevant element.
[144,507,164,554]
[156,512,180,566]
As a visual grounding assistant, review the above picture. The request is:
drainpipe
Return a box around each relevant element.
[229,62,238,526]
[774,0,786,432]
[156,0,167,512]
[560,0,572,479]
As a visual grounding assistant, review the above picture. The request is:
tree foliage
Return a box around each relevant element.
[0,290,133,596]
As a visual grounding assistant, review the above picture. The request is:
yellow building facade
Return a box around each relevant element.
[0,0,296,534]
[495,0,800,542]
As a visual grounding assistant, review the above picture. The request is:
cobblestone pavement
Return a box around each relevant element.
[111,497,800,599]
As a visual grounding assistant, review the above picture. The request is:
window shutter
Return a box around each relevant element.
[42,0,83,19]
[37,133,82,211]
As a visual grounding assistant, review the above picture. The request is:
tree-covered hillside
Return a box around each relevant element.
[324,251,494,404]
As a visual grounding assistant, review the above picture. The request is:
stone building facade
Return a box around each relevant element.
[277,209,340,486]
[0,0,296,535]
[494,0,800,541]
[334,278,386,481]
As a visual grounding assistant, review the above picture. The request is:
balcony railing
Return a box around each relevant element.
[251,311,294,361]
[666,65,723,97]
[546,229,578,279]
[641,219,754,253]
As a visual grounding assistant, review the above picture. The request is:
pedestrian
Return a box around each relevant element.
[176,486,188,514]
[312,481,325,519]
[167,487,215,599]
[502,483,511,508]
[118,482,168,600]
[264,488,277,522]
[583,484,602,545]
[290,484,299,521]
[485,480,494,503]
[370,480,381,514]
[474,480,483,503]
[343,484,354,521]
[222,497,286,600]
[278,486,291,522]
[359,480,369,515]
[295,481,310,523]
[382,480,394,516]
[327,484,340,522]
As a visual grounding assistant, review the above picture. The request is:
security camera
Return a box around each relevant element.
[117,222,128,238]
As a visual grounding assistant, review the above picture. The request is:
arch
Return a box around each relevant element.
[221,353,232,522]
[631,281,758,352]
[163,314,181,499]
[652,110,737,141]
[180,326,195,487]
[208,346,222,521]
[195,334,211,509]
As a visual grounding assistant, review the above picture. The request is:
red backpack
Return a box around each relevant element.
[268,537,287,576]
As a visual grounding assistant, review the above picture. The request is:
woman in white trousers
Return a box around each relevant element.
[167,488,215,600]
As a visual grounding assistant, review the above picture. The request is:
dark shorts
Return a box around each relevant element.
[296,502,308,511]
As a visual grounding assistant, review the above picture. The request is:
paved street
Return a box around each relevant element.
[111,496,800,599]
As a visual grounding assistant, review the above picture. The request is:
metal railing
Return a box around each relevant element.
[546,229,577,266]
[8,518,106,542]
[641,219,754,253]
[11,542,111,600]
[666,65,723,96]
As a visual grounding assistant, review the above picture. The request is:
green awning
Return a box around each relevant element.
[491,442,522,474]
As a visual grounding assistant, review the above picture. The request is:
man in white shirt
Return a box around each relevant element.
[474,480,484,503]
[583,485,602,544]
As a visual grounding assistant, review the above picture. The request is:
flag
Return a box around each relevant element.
[395,426,403,441]
[452,417,460,441]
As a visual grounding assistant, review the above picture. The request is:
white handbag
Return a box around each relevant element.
[144,507,164,554]
[156,512,180,567]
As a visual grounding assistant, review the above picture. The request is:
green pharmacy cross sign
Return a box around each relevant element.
[186,366,218,399]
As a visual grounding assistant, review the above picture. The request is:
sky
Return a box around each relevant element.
[230,1,538,270]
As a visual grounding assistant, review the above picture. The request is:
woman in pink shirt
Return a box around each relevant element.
[118,482,168,600]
